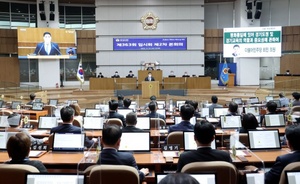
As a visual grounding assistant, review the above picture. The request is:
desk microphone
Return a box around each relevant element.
[37,44,44,55]
[52,44,62,55]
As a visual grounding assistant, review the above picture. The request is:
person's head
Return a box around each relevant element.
[101,124,122,148]
[158,173,200,184]
[266,101,277,113]
[29,93,36,101]
[69,103,81,116]
[43,32,52,45]
[242,113,258,130]
[279,93,284,98]
[115,71,118,75]
[148,72,152,77]
[148,101,158,112]
[285,125,300,151]
[170,71,174,74]
[123,98,132,108]
[126,112,137,126]
[129,70,132,74]
[109,100,119,111]
[150,95,157,101]
[194,120,215,145]
[184,71,188,75]
[7,113,21,128]
[211,95,218,104]
[185,100,198,111]
[118,94,124,101]
[180,104,195,121]
[228,102,238,113]
[60,106,74,123]
[7,132,31,160]
[292,92,300,100]
[233,45,240,54]
[286,70,290,73]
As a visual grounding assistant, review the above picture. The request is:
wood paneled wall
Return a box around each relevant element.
[76,30,96,53]
[0,57,20,87]
[0,29,17,54]
[280,54,300,74]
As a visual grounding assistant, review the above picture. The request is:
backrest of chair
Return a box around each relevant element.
[47,133,54,151]
[167,131,184,148]
[239,133,249,147]
[72,118,82,127]
[89,165,139,184]
[279,162,300,184]
[291,106,300,113]
[0,164,39,184]
[0,109,13,116]
[106,118,123,127]
[181,161,238,184]
[150,118,166,129]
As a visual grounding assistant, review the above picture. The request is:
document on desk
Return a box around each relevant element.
[29,150,47,158]
[30,130,48,135]
[162,151,179,158]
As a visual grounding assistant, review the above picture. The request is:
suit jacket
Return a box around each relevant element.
[50,124,94,148]
[97,148,145,182]
[265,151,300,184]
[122,126,144,132]
[177,147,232,172]
[34,42,61,55]
[168,120,194,134]
[144,112,165,120]
[144,77,155,81]
[182,74,190,77]
[108,111,126,127]
[126,74,134,78]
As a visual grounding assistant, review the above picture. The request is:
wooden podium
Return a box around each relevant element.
[228,73,235,87]
[142,81,159,98]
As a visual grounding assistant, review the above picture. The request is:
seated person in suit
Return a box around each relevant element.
[185,100,201,118]
[176,120,232,172]
[239,113,258,133]
[158,173,199,184]
[122,112,143,132]
[279,93,290,107]
[108,100,126,127]
[123,98,132,109]
[285,69,291,75]
[97,72,104,78]
[228,101,239,116]
[97,124,149,182]
[111,71,120,78]
[182,71,190,77]
[145,72,155,81]
[292,92,300,106]
[126,70,134,78]
[27,93,36,105]
[168,71,176,77]
[33,32,61,55]
[144,101,165,120]
[117,94,124,108]
[168,104,195,134]
[260,101,277,126]
[208,95,223,116]
[5,132,48,172]
[50,106,97,148]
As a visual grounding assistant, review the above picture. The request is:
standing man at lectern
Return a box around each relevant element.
[145,72,155,81]
[33,32,61,55]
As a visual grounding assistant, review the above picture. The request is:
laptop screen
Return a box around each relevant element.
[136,117,150,130]
[52,133,85,152]
[26,173,84,184]
[176,100,185,108]
[38,116,57,129]
[183,131,216,151]
[95,104,109,112]
[85,109,101,117]
[213,108,228,117]
[156,173,216,184]
[248,129,281,150]
[118,109,133,117]
[157,109,166,117]
[11,101,21,109]
[264,114,285,127]
[265,96,274,102]
[48,99,58,106]
[174,116,196,125]
[220,115,242,129]
[0,100,3,108]
[285,171,300,184]
[0,132,17,150]
[246,173,264,184]
[272,100,281,108]
[244,107,260,116]
[83,117,104,130]
[32,102,44,111]
[232,98,243,105]
[249,97,259,104]
[67,100,78,105]
[119,132,150,152]
[0,115,9,128]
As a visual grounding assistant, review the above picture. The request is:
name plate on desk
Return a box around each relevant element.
[26,55,72,59]
[161,144,180,151]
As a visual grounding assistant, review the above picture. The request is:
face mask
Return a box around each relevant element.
[148,75,151,78]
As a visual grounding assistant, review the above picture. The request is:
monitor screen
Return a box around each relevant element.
[48,99,58,106]
[248,129,281,150]
[119,132,150,152]
[174,116,196,125]
[32,102,44,111]
[136,117,150,130]
[38,116,57,129]
[83,117,104,130]
[52,133,85,152]
[26,173,84,184]
[286,171,300,184]
[249,97,259,104]
[18,28,77,60]
[265,96,274,102]
[95,104,109,113]
[272,100,281,108]
[176,100,185,108]
[85,109,101,117]
[264,114,285,127]
[213,108,228,117]
[232,98,243,105]
[0,116,9,128]
[0,132,17,150]
[67,100,78,105]
[244,107,260,116]
[246,173,264,184]
[118,109,133,117]
[183,131,216,151]
[156,173,216,184]
[220,115,242,129]
[157,109,166,117]
[11,101,22,109]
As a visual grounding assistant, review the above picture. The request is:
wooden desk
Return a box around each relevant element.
[89,78,115,90]
[186,77,211,89]
[12,109,48,120]
[163,77,186,90]
[274,76,300,89]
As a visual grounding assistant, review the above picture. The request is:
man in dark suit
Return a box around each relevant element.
[168,71,176,77]
[108,100,126,126]
[176,121,232,172]
[50,106,96,148]
[97,124,149,183]
[27,93,36,105]
[168,104,195,134]
[144,101,165,120]
[33,32,61,55]
[122,112,143,132]
[145,72,155,81]
[111,71,120,78]
[208,95,223,116]
[117,94,124,108]
[182,71,190,77]
[123,98,132,109]
[126,70,134,78]
[185,100,201,118]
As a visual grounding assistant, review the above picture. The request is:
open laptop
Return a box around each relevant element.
[118,109,133,117]
[157,109,166,117]
[136,117,150,130]
[265,96,274,102]
[183,131,216,150]
[0,115,9,128]
[0,131,17,150]
[67,100,78,105]
[285,170,300,184]
[11,101,21,109]
[157,101,166,109]
[119,132,150,152]
[213,108,228,118]
[32,102,44,111]
[272,100,281,108]
[95,104,109,112]
[264,114,285,127]
[174,116,196,125]
[245,107,260,116]
[232,98,243,105]
[220,115,242,129]
[248,97,259,104]
[48,99,58,106]
[35,98,42,103]
[38,116,58,129]
[26,173,84,184]
[83,116,104,130]
[85,108,101,117]
[52,133,85,152]
[156,173,216,184]
[246,173,264,184]
[248,129,281,150]
[176,100,185,108]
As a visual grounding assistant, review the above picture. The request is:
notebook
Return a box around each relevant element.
[156,173,216,184]
[119,132,150,152]
[52,133,85,152]
[85,108,101,117]
[264,114,285,127]
[38,116,58,129]
[136,117,150,130]
[232,98,243,105]
[220,115,242,129]
[248,97,259,104]
[48,99,58,106]
[118,109,133,117]
[0,115,9,127]
[26,173,84,184]
[245,107,260,116]
[183,131,216,150]
[213,108,228,117]
[174,116,196,125]
[265,96,274,102]
[11,101,21,109]
[83,116,104,130]
[32,102,44,111]
[285,170,300,184]
[248,129,281,150]
[0,132,17,150]
[246,173,264,184]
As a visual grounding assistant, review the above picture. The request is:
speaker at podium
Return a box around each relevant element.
[142,81,159,99]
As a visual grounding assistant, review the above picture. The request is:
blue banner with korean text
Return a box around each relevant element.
[113,38,187,51]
